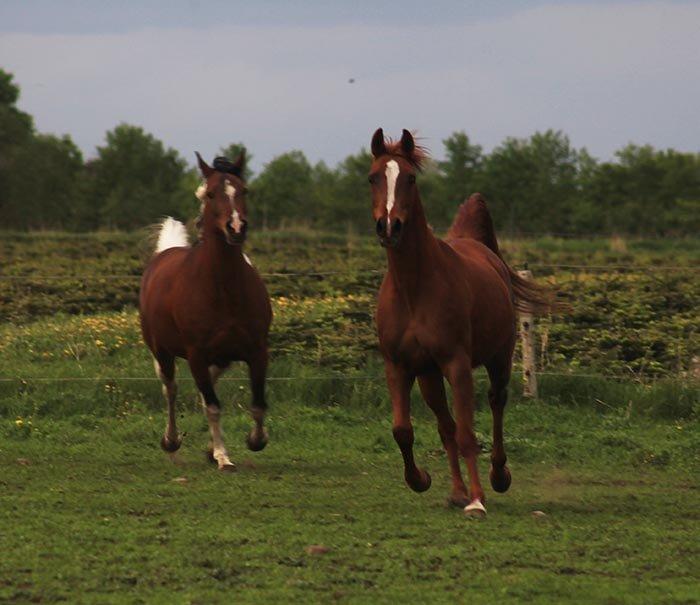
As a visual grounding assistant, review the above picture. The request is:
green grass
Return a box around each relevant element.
[1,230,698,602]
[1,396,698,604]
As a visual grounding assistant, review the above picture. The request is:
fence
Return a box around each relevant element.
[1,263,697,393]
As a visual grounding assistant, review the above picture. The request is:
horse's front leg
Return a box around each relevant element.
[245,349,269,452]
[385,361,431,493]
[442,352,486,516]
[188,352,235,471]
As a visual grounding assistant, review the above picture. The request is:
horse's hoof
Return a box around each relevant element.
[407,469,432,493]
[464,499,487,518]
[218,462,237,472]
[246,429,268,452]
[161,434,182,453]
[447,493,471,508]
[490,465,512,493]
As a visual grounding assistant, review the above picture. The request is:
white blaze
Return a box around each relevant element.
[224,180,236,202]
[385,160,399,236]
[225,180,242,233]
[385,160,400,216]
[231,209,242,233]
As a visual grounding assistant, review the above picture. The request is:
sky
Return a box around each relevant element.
[1,1,698,172]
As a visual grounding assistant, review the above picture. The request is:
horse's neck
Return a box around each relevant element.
[198,231,245,280]
[386,200,440,303]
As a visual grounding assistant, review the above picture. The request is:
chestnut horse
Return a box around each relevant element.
[139,152,272,470]
[369,128,555,516]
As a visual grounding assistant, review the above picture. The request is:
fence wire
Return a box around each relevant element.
[0,371,672,384]
[1,259,696,386]
[0,263,698,282]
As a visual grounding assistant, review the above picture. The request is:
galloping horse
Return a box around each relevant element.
[369,128,556,515]
[139,152,272,470]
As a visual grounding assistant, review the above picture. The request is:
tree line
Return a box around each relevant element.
[1,69,698,235]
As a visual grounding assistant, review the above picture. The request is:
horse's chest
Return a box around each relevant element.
[380,320,437,371]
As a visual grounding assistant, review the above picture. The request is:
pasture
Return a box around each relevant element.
[1,230,699,603]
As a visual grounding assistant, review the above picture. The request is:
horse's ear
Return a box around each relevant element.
[231,150,246,178]
[400,129,415,156]
[195,152,214,178]
[371,128,387,158]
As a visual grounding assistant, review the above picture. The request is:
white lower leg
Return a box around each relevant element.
[203,402,234,469]
[464,499,487,517]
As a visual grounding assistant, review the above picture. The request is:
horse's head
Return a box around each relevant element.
[195,151,248,245]
[368,128,425,248]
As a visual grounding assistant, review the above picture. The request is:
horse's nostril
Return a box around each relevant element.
[392,218,402,234]
[376,217,386,235]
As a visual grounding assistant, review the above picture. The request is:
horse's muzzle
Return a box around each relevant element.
[376,217,403,248]
[225,221,248,245]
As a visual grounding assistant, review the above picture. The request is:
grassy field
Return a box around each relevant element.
[1,230,699,603]
[1,396,698,604]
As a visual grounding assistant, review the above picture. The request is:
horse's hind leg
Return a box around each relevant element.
[442,353,485,516]
[153,354,182,453]
[418,371,469,507]
[245,350,269,452]
[486,353,513,493]
[188,352,235,471]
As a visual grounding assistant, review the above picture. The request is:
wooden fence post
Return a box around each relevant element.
[517,269,538,398]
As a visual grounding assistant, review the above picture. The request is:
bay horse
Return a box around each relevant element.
[369,128,556,516]
[139,152,272,470]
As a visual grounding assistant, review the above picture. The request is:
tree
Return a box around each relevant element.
[481,130,581,234]
[326,148,374,231]
[218,142,253,181]
[0,69,35,228]
[438,131,483,204]
[252,151,315,228]
[83,124,188,230]
[585,144,700,235]
[12,134,84,229]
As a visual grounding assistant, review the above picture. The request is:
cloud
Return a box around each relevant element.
[1,2,698,170]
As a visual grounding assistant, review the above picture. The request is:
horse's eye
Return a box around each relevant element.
[368,175,377,184]
[206,191,214,199]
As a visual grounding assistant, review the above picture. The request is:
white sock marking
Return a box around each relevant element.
[464,499,487,516]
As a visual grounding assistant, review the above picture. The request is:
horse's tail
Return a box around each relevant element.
[155,217,189,254]
[447,193,564,315]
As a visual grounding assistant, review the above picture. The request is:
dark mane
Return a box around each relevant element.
[213,156,243,177]
[384,137,429,171]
